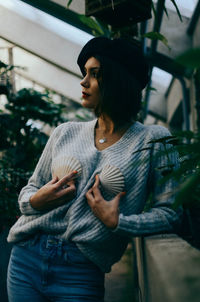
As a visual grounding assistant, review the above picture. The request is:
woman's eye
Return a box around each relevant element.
[92,72,98,78]
[82,70,99,79]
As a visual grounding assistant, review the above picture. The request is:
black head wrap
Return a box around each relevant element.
[77,37,150,90]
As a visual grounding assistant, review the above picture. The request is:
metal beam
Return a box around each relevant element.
[0,35,81,80]
[177,77,190,131]
[146,51,193,79]
[150,0,165,55]
[0,4,83,77]
[11,47,82,102]
[147,110,167,122]
[187,0,200,36]
[19,0,93,35]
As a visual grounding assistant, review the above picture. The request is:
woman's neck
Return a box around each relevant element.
[97,115,115,134]
[97,115,133,134]
[94,115,133,151]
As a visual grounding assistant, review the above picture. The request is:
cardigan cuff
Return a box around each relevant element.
[111,213,133,237]
[20,196,41,215]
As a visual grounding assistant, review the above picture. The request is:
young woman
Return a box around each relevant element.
[7,37,182,302]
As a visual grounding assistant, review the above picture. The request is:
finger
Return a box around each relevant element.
[48,176,58,184]
[85,189,95,204]
[92,175,102,199]
[62,183,76,195]
[67,181,76,192]
[86,187,93,195]
[57,171,78,187]
[93,174,100,187]
[67,179,75,186]
[59,179,76,193]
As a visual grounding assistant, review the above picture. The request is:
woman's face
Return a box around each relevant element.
[80,57,101,109]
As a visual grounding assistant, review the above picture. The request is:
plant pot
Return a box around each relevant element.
[85,0,152,27]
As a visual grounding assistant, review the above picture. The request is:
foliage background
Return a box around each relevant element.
[0,83,65,230]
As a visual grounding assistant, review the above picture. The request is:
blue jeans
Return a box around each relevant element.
[7,235,104,302]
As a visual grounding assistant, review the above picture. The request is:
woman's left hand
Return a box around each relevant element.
[86,175,125,229]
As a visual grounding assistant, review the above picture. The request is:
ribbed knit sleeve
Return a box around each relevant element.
[19,124,64,215]
[113,126,182,237]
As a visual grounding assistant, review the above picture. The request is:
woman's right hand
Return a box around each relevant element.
[29,171,77,211]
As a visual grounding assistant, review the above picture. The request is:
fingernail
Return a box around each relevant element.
[95,174,98,179]
[121,191,126,196]
[73,170,78,174]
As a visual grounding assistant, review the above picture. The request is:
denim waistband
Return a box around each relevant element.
[16,233,76,250]
[16,234,81,262]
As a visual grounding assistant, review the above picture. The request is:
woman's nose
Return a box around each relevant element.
[80,75,89,87]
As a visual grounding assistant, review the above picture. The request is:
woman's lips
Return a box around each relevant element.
[82,92,90,98]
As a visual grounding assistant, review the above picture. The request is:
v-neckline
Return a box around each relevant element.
[90,119,136,153]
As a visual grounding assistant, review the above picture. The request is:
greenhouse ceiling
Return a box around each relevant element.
[0,0,200,115]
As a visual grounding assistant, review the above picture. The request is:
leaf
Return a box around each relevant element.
[176,48,200,69]
[148,136,176,144]
[77,15,104,36]
[0,61,8,69]
[172,172,200,209]
[163,5,169,19]
[95,17,111,37]
[169,0,183,22]
[173,130,196,139]
[151,2,156,19]
[146,87,157,92]
[142,32,171,50]
[67,0,73,8]
[195,68,200,82]
[75,114,86,121]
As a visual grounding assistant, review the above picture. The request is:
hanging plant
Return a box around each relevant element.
[85,0,152,27]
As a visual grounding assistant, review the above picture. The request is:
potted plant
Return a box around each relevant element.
[85,0,152,27]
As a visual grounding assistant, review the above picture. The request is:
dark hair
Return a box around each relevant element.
[93,55,142,126]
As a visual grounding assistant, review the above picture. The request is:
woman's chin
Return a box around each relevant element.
[81,99,95,109]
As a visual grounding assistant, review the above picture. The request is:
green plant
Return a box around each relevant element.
[148,132,200,247]
[155,133,200,209]
[0,60,25,75]
[66,0,181,49]
[0,87,65,230]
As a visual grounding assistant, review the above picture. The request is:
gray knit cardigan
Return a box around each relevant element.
[7,119,182,272]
